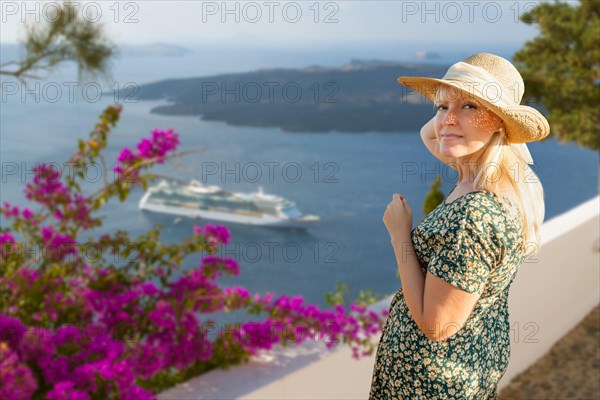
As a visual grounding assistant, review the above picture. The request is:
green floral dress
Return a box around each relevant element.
[369,187,525,400]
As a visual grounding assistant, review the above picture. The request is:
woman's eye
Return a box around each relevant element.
[435,105,447,111]
[464,103,478,109]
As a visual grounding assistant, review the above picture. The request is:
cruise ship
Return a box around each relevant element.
[138,180,320,228]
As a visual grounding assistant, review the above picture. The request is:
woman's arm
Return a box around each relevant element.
[384,193,481,343]
[392,235,481,342]
[420,117,457,170]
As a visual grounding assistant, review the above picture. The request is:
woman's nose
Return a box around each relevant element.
[443,111,457,125]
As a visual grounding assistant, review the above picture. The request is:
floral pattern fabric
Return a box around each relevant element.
[369,189,524,400]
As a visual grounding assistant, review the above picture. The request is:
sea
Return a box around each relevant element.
[1,43,598,310]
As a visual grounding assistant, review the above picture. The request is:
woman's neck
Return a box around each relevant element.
[455,162,479,189]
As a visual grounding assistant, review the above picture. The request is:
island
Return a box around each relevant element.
[116,60,450,133]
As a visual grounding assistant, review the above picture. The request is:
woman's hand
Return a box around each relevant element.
[383,194,413,243]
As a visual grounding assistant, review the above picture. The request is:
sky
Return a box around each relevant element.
[0,0,561,49]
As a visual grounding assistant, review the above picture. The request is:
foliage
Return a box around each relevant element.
[0,106,388,399]
[325,283,384,310]
[325,282,352,307]
[0,2,115,83]
[423,175,445,215]
[513,0,600,151]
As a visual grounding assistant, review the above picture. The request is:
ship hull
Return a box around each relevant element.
[139,191,317,228]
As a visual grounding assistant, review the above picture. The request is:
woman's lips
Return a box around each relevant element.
[441,135,462,141]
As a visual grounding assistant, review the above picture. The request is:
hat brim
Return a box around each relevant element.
[397,76,549,144]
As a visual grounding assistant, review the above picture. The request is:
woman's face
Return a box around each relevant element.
[433,86,504,159]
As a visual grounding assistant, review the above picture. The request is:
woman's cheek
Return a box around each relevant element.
[469,111,500,133]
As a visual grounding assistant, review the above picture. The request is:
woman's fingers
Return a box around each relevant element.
[393,194,409,207]
[393,193,405,203]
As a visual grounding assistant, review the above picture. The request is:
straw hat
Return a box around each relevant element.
[397,53,550,163]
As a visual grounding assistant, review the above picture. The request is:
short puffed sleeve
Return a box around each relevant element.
[427,202,502,295]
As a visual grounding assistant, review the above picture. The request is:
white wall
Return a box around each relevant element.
[498,195,600,388]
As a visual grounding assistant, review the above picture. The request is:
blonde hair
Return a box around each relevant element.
[454,130,544,258]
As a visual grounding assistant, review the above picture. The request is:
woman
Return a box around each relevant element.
[369,53,550,399]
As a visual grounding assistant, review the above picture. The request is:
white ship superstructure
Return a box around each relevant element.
[139,180,320,228]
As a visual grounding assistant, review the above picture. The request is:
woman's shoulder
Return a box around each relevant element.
[447,190,521,233]
[445,190,505,216]
[426,190,523,257]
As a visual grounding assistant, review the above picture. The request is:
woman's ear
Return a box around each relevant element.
[498,121,507,136]
[496,118,506,132]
